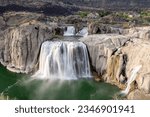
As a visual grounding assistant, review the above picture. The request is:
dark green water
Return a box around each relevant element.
[0,65,120,100]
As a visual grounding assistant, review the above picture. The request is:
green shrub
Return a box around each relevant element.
[99,10,111,17]
[140,11,150,17]
[77,11,89,18]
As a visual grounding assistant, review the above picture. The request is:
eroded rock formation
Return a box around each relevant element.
[0,12,63,73]
[0,22,54,73]
[81,27,150,99]
[1,11,150,99]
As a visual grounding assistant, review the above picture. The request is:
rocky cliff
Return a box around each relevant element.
[0,12,63,73]
[80,26,150,99]
[1,11,150,99]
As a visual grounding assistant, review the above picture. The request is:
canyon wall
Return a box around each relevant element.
[1,11,150,99]
[81,27,150,99]
[0,12,62,73]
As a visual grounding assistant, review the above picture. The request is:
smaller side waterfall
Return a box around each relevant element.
[64,26,75,36]
[76,27,88,37]
[121,65,142,95]
[33,41,91,80]
[64,26,88,37]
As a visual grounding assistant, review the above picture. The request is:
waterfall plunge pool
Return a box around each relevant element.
[0,36,121,100]
[0,64,120,100]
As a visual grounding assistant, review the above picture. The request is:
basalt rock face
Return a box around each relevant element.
[81,27,150,99]
[88,23,122,35]
[0,12,61,73]
[0,22,54,73]
[80,34,130,82]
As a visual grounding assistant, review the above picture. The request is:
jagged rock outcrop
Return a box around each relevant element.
[0,11,66,73]
[123,27,150,40]
[88,22,123,35]
[121,40,150,95]
[80,34,130,83]
[81,27,150,99]
[0,21,55,73]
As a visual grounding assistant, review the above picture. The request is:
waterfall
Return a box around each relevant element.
[64,26,75,36]
[76,27,88,37]
[64,26,88,37]
[33,41,91,80]
[121,65,142,95]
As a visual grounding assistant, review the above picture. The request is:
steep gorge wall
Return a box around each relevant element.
[0,12,62,73]
[81,27,150,99]
[0,22,54,73]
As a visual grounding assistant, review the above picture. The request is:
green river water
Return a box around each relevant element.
[0,64,120,100]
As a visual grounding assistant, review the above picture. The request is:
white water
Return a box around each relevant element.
[76,27,88,37]
[121,65,142,95]
[33,41,91,80]
[64,26,75,36]
[64,26,88,37]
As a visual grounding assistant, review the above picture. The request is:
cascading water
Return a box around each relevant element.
[33,41,91,80]
[64,26,75,36]
[76,27,88,37]
[64,26,88,37]
[121,65,142,95]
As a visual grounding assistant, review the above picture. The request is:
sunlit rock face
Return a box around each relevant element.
[80,28,150,99]
[0,21,54,73]
[33,41,91,80]
[80,34,130,78]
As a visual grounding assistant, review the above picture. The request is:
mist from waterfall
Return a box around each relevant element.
[33,41,91,80]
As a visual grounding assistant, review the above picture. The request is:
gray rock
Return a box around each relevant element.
[0,21,55,73]
[0,16,5,27]
[81,32,150,99]
[88,23,122,35]
[80,34,130,78]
